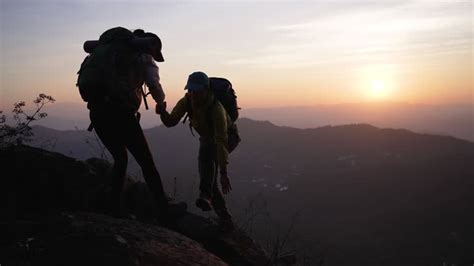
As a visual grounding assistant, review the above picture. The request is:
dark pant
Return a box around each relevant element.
[198,138,231,219]
[89,105,167,211]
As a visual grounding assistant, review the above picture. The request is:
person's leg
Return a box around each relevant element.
[196,138,216,211]
[208,148,233,231]
[90,110,128,214]
[107,147,128,214]
[121,112,168,208]
[198,139,216,198]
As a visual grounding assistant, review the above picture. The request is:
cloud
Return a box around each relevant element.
[225,1,472,70]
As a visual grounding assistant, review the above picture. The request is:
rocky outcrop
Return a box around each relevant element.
[1,212,226,266]
[175,214,270,266]
[0,145,270,265]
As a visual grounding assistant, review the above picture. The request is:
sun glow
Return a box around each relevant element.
[372,79,385,92]
[370,80,388,99]
[357,66,398,102]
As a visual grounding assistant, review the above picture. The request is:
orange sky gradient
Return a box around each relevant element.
[1,0,472,110]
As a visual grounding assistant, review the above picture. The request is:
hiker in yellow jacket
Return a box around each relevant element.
[156,71,233,230]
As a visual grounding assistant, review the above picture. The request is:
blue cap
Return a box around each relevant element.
[185,71,209,92]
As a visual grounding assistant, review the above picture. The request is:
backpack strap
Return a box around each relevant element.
[183,94,192,123]
[188,121,195,137]
[183,95,195,137]
[141,85,149,110]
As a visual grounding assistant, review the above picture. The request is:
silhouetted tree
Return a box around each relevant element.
[0,93,55,147]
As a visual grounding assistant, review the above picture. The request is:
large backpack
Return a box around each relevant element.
[76,27,139,103]
[209,78,239,122]
[185,77,241,153]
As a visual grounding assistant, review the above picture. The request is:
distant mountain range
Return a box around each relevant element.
[29,101,473,141]
[241,102,473,141]
[30,118,474,265]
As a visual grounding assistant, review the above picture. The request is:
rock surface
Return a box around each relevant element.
[0,145,270,265]
[2,212,226,266]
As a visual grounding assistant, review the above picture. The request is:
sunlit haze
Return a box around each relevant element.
[1,0,472,110]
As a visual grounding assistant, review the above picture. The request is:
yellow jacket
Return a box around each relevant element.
[160,93,229,167]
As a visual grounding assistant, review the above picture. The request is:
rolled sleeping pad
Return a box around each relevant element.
[83,37,156,54]
[83,40,99,53]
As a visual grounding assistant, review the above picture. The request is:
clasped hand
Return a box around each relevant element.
[155,101,167,115]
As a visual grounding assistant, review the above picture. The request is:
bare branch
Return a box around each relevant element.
[0,93,55,147]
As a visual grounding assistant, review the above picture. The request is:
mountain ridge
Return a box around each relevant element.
[23,101,474,141]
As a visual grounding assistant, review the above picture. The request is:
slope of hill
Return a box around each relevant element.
[29,118,474,265]
[0,145,269,265]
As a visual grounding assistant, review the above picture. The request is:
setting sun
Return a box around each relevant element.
[370,80,388,99]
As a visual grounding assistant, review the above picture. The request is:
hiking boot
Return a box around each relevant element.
[195,197,212,212]
[218,218,235,232]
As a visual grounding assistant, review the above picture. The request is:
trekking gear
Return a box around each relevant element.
[77,27,135,102]
[83,36,160,56]
[196,197,213,212]
[183,77,241,152]
[77,27,156,104]
[226,122,240,153]
[184,77,239,122]
[141,85,150,110]
[209,78,239,122]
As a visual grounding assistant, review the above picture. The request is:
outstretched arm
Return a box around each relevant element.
[156,96,187,127]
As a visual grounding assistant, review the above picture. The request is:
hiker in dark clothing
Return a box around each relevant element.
[82,28,186,218]
[156,71,234,230]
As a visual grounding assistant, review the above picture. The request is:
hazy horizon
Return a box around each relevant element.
[3,99,469,142]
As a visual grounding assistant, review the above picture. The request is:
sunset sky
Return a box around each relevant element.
[1,0,472,110]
